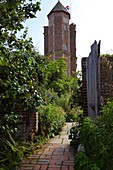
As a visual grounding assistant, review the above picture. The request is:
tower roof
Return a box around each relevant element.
[48,1,70,18]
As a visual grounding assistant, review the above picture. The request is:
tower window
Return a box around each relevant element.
[64,23,68,31]
[64,44,68,51]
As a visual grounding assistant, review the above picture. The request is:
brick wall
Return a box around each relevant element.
[100,57,113,103]
[70,23,77,76]
[82,57,88,116]
[82,56,113,116]
[54,12,64,52]
[44,26,48,56]
[48,25,54,55]
[44,9,77,76]
[16,111,38,140]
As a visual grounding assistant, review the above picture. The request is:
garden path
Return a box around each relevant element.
[17,122,75,170]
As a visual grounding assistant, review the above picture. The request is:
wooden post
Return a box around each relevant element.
[86,41,101,119]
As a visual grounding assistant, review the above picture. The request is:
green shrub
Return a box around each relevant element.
[57,93,71,112]
[38,88,59,105]
[0,132,28,170]
[66,107,83,122]
[69,108,83,148]
[57,94,83,122]
[69,125,80,150]
[75,152,100,170]
[71,100,113,170]
[69,72,83,108]
[38,104,66,138]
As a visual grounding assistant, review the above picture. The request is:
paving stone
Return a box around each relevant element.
[40,155,51,159]
[60,130,68,135]
[60,135,69,140]
[24,158,33,164]
[62,156,69,160]
[29,155,40,159]
[33,164,41,170]
[63,160,74,166]
[48,138,63,144]
[17,123,75,170]
[51,155,64,161]
[56,160,63,165]
[48,164,61,168]
[48,168,61,170]
[54,135,60,139]
[40,164,48,169]
[21,167,33,170]
[50,159,58,164]
[37,160,50,165]
[38,158,50,162]
[69,166,74,170]
[62,166,69,170]
[31,159,38,164]
[62,138,71,144]
[21,164,34,167]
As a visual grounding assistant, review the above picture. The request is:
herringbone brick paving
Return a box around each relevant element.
[17,123,75,170]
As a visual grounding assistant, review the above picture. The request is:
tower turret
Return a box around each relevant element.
[44,1,77,76]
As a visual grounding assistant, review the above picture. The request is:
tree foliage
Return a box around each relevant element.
[70,71,82,108]
[0,0,82,168]
[38,104,66,138]
[0,0,41,134]
[0,1,42,169]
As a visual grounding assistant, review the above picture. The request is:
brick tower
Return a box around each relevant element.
[44,1,77,76]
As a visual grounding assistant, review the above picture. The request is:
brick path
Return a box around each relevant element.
[17,122,75,170]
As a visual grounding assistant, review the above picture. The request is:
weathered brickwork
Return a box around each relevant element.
[82,58,88,116]
[16,111,38,140]
[82,56,113,116]
[54,14,64,52]
[100,57,113,103]
[70,24,77,76]
[48,25,54,54]
[44,1,77,76]
[44,26,48,56]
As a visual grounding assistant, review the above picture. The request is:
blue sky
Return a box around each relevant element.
[23,0,113,70]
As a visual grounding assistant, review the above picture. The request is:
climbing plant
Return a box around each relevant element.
[0,0,41,135]
[0,0,42,169]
